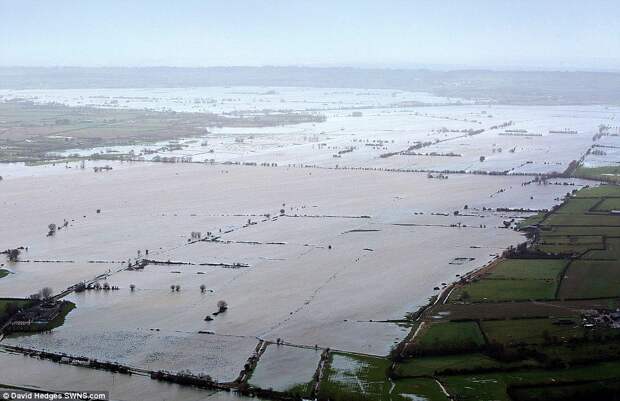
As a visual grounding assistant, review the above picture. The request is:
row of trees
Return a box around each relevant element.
[29,287,53,301]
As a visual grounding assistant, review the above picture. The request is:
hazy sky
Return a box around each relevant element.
[2,0,619,70]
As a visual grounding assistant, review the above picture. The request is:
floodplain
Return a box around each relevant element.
[0,85,618,400]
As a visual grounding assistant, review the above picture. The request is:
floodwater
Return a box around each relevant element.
[0,86,616,396]
[1,166,586,360]
[0,350,219,401]
[2,88,618,175]
[248,344,321,392]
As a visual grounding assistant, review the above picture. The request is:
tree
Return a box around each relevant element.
[200,284,206,293]
[170,285,175,292]
[479,156,486,162]
[40,287,53,299]
[130,284,136,292]
[217,300,228,312]
[7,248,20,262]
[48,223,57,236]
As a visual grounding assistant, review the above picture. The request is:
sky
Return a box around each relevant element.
[1,0,619,70]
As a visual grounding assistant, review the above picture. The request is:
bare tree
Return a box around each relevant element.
[40,287,53,300]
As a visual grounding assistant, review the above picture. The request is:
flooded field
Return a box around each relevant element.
[0,86,614,397]
[2,88,618,175]
[248,344,321,393]
[0,351,218,401]
[0,164,587,370]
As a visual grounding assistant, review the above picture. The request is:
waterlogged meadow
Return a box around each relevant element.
[248,344,321,395]
[1,86,618,400]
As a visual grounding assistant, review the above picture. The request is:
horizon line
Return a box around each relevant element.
[2,65,620,74]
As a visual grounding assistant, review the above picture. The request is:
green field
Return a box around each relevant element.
[547,225,620,236]
[392,378,450,401]
[450,277,558,302]
[535,234,604,256]
[442,361,620,401]
[583,237,620,260]
[542,212,620,227]
[486,259,567,281]
[538,233,603,246]
[558,260,620,299]
[509,379,620,401]
[394,353,539,378]
[449,259,568,303]
[555,198,600,214]
[593,197,620,211]
[412,322,486,355]
[481,318,584,346]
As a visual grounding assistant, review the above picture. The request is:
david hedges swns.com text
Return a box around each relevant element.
[2,392,108,400]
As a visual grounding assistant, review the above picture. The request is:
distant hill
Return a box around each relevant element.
[2,66,620,105]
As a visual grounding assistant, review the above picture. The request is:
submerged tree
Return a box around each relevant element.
[7,248,20,262]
